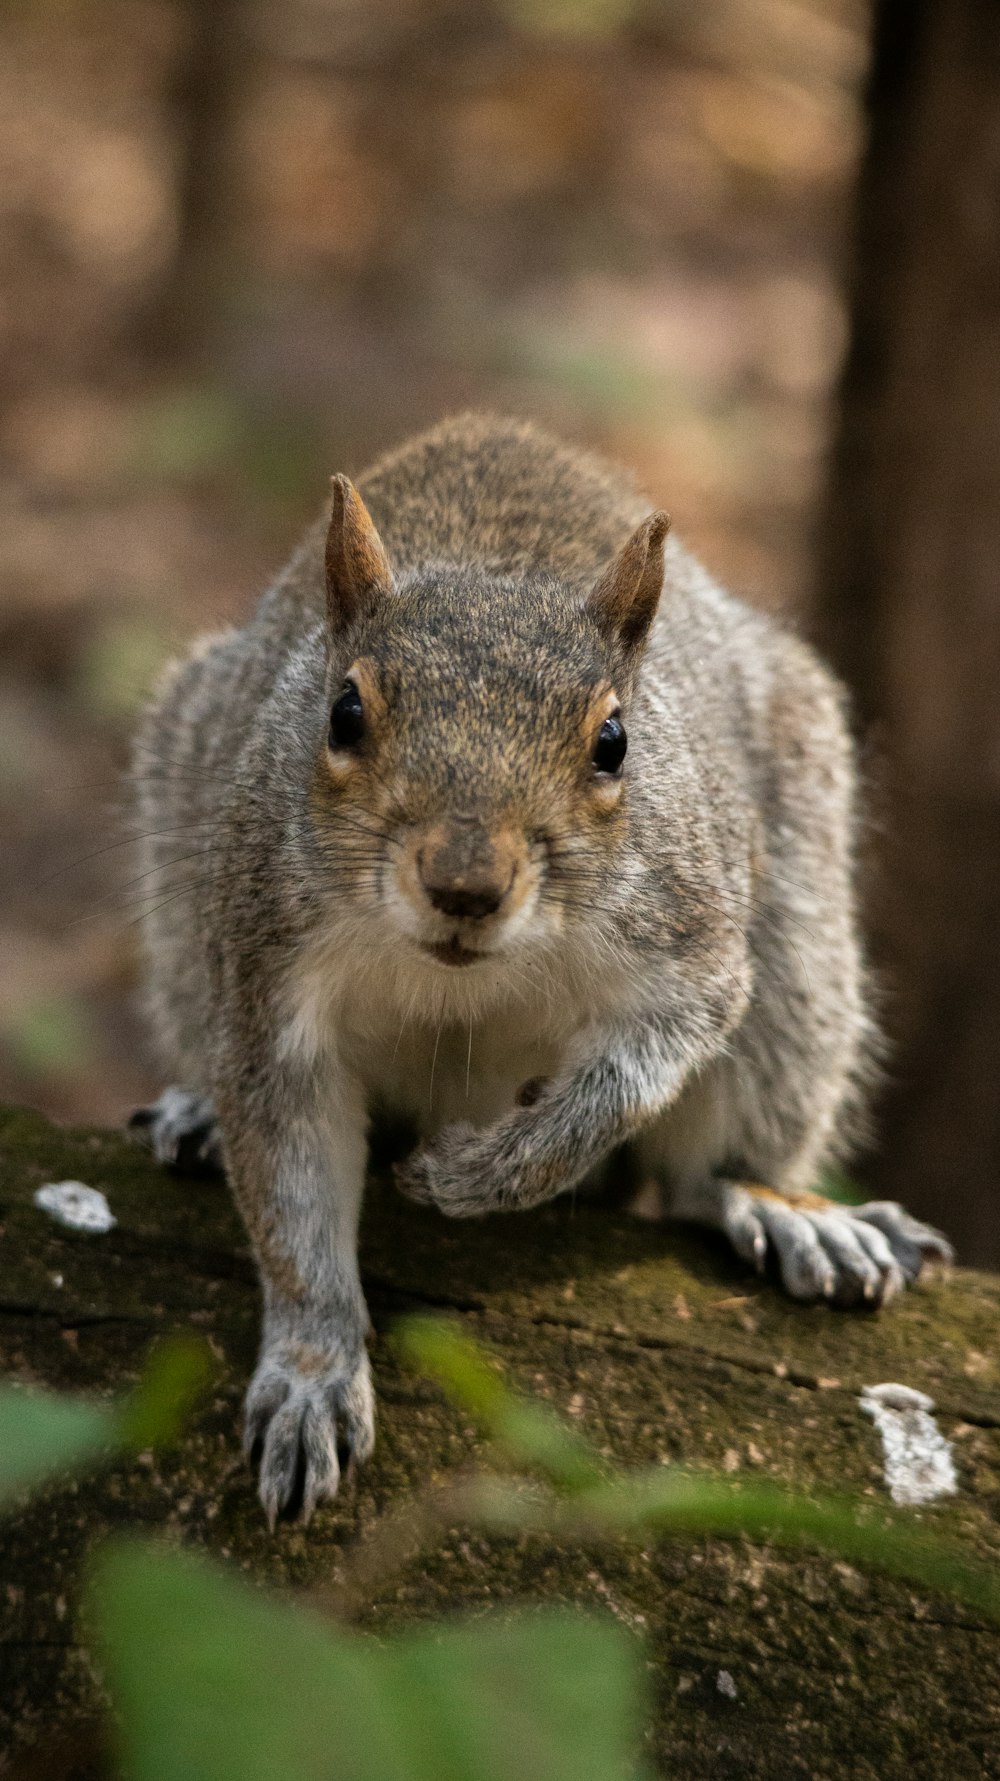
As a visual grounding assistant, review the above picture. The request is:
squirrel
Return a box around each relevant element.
[129,412,952,1525]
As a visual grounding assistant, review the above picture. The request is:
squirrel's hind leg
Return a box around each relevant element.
[648,1170,952,1309]
[128,1087,224,1177]
[631,1072,951,1307]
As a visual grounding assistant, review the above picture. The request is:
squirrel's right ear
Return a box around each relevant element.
[325,474,394,635]
[586,510,670,659]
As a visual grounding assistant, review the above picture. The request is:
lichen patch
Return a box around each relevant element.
[860,1381,959,1506]
[33,1181,116,1234]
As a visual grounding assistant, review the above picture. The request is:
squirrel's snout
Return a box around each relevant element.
[416,839,511,922]
[392,817,536,960]
[421,873,505,922]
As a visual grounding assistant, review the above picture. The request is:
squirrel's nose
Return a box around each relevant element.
[417,847,507,921]
[420,871,505,922]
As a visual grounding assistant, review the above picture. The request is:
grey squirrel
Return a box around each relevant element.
[129,413,952,1525]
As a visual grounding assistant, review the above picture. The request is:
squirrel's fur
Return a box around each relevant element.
[131,413,951,1524]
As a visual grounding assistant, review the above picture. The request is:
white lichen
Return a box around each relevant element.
[34,1180,116,1234]
[860,1382,958,1506]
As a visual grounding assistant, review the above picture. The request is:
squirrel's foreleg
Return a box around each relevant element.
[216,1058,374,1527]
[395,1009,731,1218]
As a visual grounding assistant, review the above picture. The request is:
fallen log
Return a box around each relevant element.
[0,1103,997,1779]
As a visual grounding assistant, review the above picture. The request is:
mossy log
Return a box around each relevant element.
[1,1103,998,1779]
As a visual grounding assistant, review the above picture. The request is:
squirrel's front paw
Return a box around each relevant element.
[394,1124,499,1218]
[718,1184,953,1308]
[243,1343,375,1528]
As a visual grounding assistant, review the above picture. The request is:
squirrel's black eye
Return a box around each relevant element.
[329,682,365,750]
[592,715,627,775]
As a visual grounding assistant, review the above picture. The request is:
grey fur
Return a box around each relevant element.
[130,414,952,1524]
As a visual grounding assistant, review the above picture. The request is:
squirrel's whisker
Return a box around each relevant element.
[66,850,218,923]
[428,1019,443,1114]
[36,823,220,893]
[109,882,209,931]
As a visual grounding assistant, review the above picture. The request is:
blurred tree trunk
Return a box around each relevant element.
[816,0,1000,1264]
[135,0,248,362]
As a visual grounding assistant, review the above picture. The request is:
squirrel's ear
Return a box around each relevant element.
[325,474,394,634]
[586,510,670,656]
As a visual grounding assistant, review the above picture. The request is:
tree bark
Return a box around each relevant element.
[815,0,1000,1265]
[1,1105,998,1778]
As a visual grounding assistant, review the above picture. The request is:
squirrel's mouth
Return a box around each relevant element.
[420,936,486,969]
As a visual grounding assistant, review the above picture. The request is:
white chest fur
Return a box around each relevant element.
[354,1011,565,1136]
[279,923,594,1139]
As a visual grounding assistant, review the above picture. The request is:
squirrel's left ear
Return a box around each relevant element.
[586,510,670,658]
[325,474,394,635]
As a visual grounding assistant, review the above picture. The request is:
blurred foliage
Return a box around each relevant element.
[131,387,322,518]
[817,1167,866,1206]
[397,1315,606,1492]
[92,1542,647,1781]
[0,1386,113,1507]
[500,0,643,42]
[401,1315,1000,1627]
[0,1335,210,1506]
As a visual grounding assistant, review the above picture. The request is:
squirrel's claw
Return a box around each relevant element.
[713,1182,952,1308]
[128,1085,224,1177]
[244,1347,375,1527]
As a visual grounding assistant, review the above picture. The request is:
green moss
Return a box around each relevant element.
[1,1104,998,1776]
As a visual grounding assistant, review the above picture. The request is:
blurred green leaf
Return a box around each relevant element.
[590,1470,1000,1624]
[402,1318,1000,1627]
[132,387,247,481]
[92,1538,648,1781]
[118,1336,215,1450]
[0,1385,114,1505]
[131,385,320,516]
[0,1337,212,1511]
[397,1315,605,1493]
[462,1465,1000,1629]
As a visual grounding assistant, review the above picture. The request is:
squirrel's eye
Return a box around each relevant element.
[329,682,365,750]
[592,714,627,775]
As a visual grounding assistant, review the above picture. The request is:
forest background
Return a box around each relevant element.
[0,0,995,1261]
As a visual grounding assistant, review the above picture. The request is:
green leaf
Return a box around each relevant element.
[0,1336,212,1511]
[0,1384,114,1505]
[91,1539,648,1781]
[463,1468,1000,1628]
[117,1336,215,1449]
[605,1470,1000,1626]
[396,1315,605,1492]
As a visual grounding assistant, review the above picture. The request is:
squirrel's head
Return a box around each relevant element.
[310,476,669,980]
